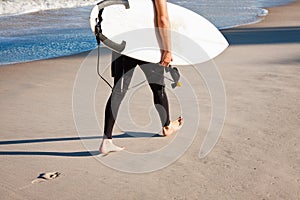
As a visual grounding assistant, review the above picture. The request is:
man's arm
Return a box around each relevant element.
[154,0,173,67]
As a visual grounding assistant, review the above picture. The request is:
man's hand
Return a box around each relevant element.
[160,50,173,67]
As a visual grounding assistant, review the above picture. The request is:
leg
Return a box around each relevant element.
[149,83,170,127]
[140,63,183,136]
[100,53,138,153]
[139,63,170,126]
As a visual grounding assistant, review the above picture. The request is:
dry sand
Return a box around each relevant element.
[0,1,299,199]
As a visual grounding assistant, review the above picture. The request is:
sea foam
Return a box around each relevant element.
[0,0,97,16]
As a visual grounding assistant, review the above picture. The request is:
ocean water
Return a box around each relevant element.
[0,0,295,65]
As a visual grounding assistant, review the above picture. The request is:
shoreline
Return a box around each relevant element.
[0,0,299,200]
[239,0,300,28]
[0,49,94,67]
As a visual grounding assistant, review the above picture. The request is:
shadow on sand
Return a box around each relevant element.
[0,132,161,157]
[222,26,300,45]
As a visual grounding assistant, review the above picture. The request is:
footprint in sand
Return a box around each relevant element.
[31,171,61,184]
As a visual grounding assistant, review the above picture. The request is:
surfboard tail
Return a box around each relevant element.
[91,0,130,52]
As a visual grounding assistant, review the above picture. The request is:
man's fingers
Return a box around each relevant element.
[160,51,173,67]
[160,61,170,67]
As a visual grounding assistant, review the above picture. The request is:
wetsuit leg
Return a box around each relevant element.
[103,52,138,139]
[139,63,170,127]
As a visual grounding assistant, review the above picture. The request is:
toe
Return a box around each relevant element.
[177,116,183,125]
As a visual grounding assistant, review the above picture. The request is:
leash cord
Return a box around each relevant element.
[96,46,179,90]
[97,45,113,89]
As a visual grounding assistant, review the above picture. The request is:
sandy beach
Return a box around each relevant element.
[1,1,299,199]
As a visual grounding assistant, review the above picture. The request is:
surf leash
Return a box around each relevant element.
[96,45,113,89]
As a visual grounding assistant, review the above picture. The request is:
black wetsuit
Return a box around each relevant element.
[104,51,170,139]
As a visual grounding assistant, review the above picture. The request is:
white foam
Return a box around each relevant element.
[258,8,269,17]
[0,0,98,16]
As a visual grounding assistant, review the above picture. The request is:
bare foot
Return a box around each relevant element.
[99,139,125,154]
[163,116,184,136]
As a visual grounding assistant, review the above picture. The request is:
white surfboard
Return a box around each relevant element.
[90,0,228,65]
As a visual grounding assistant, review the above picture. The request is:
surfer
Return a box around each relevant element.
[100,0,183,154]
